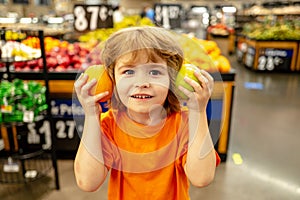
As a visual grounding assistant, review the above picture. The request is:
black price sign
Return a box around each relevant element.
[257,48,293,71]
[16,119,81,153]
[154,4,182,29]
[74,4,114,32]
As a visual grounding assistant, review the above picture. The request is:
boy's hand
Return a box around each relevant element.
[74,73,110,116]
[178,70,214,112]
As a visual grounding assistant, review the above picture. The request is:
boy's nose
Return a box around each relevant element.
[134,81,150,88]
[133,67,151,88]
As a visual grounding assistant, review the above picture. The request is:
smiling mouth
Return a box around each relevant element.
[131,95,153,99]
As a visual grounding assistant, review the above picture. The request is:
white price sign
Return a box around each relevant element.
[74,4,113,32]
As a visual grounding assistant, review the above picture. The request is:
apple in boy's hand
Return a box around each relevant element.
[175,63,201,100]
[84,65,114,102]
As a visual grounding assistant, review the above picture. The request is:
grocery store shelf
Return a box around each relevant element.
[8,71,80,80]
[2,70,235,82]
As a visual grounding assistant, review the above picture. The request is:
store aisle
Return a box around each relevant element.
[1,56,300,200]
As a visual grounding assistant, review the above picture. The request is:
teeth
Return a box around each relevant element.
[132,95,152,99]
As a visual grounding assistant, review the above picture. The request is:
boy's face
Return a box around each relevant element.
[114,51,170,115]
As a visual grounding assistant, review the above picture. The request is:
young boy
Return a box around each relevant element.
[74,26,220,199]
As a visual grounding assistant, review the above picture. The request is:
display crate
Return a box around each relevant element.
[0,150,52,184]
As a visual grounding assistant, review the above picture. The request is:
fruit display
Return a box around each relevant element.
[44,42,92,72]
[207,24,234,36]
[3,30,27,41]
[84,65,113,102]
[242,20,300,41]
[179,34,231,73]
[177,34,217,72]
[2,15,154,73]
[11,37,97,72]
[0,79,47,123]
[0,14,233,74]
[1,41,41,61]
[243,5,300,16]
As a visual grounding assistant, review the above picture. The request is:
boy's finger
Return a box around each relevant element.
[184,76,201,90]
[81,78,97,96]
[94,91,110,102]
[74,73,88,92]
[178,85,193,99]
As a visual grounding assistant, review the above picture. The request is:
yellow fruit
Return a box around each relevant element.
[84,65,114,102]
[175,63,201,100]
[217,55,231,73]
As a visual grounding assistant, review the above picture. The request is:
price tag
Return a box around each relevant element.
[1,105,12,113]
[154,3,182,29]
[74,4,114,32]
[23,111,34,123]
[257,48,293,71]
[3,163,19,173]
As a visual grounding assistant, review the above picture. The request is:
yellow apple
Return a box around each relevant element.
[175,63,201,100]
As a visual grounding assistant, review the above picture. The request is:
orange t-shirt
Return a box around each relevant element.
[100,109,220,200]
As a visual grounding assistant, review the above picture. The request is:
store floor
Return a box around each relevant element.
[1,55,300,200]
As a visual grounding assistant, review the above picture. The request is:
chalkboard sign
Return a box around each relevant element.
[257,48,293,71]
[73,4,114,32]
[154,3,182,29]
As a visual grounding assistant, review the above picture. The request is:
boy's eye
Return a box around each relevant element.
[124,70,134,75]
[150,70,161,76]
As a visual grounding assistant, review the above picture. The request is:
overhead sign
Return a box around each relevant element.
[154,3,182,29]
[73,4,114,32]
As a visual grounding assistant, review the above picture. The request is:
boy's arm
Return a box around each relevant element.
[184,109,216,187]
[74,114,108,192]
[179,69,217,187]
[73,73,110,192]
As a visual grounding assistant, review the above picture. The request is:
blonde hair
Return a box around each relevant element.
[101,26,184,115]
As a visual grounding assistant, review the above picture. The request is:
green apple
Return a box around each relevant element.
[175,63,201,100]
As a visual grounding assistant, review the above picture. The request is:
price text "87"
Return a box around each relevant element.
[74,5,113,31]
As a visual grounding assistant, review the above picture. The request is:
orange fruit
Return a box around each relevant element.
[84,65,113,102]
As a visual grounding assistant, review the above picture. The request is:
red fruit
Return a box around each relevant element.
[72,55,80,64]
[23,66,31,71]
[46,57,58,68]
[26,60,38,67]
[74,63,81,69]
[79,49,89,57]
[14,61,26,68]
[55,65,65,72]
